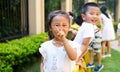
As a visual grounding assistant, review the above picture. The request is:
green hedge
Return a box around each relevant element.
[0,33,48,72]
[113,22,118,32]
[96,22,118,32]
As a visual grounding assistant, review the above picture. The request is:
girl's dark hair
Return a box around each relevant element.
[68,11,76,24]
[100,5,110,18]
[68,11,74,17]
[82,2,99,14]
[47,10,70,39]
[74,15,83,26]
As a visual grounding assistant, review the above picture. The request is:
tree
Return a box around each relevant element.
[45,0,65,31]
[72,0,85,16]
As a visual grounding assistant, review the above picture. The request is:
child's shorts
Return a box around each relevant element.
[89,30,102,53]
[89,42,101,53]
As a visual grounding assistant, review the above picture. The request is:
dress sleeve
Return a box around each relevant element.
[39,43,47,59]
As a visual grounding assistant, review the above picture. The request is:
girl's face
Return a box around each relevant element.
[50,15,70,40]
[82,6,100,25]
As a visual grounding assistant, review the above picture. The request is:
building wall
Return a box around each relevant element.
[28,0,120,35]
[117,0,120,21]
[85,0,96,3]
[61,0,72,12]
[28,0,72,35]
[65,0,72,12]
[28,0,44,35]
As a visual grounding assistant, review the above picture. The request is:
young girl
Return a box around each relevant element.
[100,5,115,57]
[117,18,120,46]
[39,10,81,72]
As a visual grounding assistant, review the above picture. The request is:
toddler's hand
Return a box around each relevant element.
[97,28,100,31]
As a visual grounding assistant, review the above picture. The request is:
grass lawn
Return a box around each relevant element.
[18,49,120,72]
[100,49,120,72]
[17,58,41,72]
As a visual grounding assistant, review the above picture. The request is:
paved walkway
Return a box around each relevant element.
[110,40,120,52]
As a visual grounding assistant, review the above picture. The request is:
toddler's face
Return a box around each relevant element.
[50,15,70,40]
[82,6,100,25]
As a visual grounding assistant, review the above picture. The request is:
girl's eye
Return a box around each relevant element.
[63,24,67,27]
[96,13,100,16]
[52,23,68,27]
[55,24,59,26]
[52,24,59,27]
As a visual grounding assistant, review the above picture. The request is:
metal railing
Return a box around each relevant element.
[0,0,28,42]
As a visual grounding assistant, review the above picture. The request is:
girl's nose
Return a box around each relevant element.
[56,26,63,31]
[58,25,64,30]
[93,15,97,18]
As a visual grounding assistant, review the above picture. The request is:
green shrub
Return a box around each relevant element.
[0,32,48,72]
[0,60,13,72]
[113,22,118,32]
[96,22,118,32]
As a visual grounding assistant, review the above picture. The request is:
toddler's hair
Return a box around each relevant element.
[82,2,99,14]
[76,2,99,25]
[47,10,70,39]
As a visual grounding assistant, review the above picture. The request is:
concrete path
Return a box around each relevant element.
[110,40,120,52]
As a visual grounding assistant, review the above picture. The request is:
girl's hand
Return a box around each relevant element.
[56,27,66,41]
[76,58,82,69]
[76,62,82,69]
[76,58,86,69]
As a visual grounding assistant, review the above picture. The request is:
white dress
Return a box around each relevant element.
[39,40,81,72]
[117,23,120,36]
[101,14,115,41]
